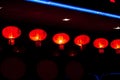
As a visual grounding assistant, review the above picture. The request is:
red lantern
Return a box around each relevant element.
[2,26,21,45]
[52,33,70,50]
[74,34,90,50]
[29,29,47,47]
[110,39,120,54]
[93,38,108,54]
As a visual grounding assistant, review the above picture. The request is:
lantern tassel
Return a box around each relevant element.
[59,44,64,50]
[9,39,15,45]
[80,45,83,51]
[35,41,42,47]
[99,48,104,54]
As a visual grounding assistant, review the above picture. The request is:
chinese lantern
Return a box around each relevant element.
[29,29,47,47]
[93,38,108,54]
[52,33,70,50]
[2,26,21,45]
[110,39,120,54]
[74,34,90,50]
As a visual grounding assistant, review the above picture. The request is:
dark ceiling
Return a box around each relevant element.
[0,0,120,32]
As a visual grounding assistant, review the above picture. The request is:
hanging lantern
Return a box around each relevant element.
[74,34,90,50]
[110,39,120,54]
[2,26,21,45]
[29,29,47,47]
[52,33,70,50]
[93,38,108,54]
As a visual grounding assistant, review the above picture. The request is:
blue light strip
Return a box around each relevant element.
[26,0,120,19]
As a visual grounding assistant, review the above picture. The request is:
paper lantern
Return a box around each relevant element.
[74,34,90,50]
[93,38,108,54]
[2,26,21,45]
[52,33,70,50]
[110,39,120,54]
[29,29,47,47]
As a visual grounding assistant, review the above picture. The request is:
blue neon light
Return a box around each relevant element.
[26,0,120,19]
[39,0,50,1]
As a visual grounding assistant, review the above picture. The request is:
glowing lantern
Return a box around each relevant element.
[110,0,116,3]
[93,38,108,54]
[2,26,21,45]
[52,33,70,50]
[29,29,47,47]
[110,39,120,54]
[74,34,90,50]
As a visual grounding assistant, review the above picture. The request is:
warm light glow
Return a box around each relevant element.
[93,38,109,49]
[29,29,47,41]
[53,33,70,45]
[110,39,120,49]
[99,43,103,48]
[53,33,70,50]
[116,45,120,49]
[74,34,90,50]
[110,0,116,3]
[93,38,108,54]
[9,34,14,39]
[110,39,120,54]
[2,26,21,45]
[58,36,64,44]
[74,34,90,46]
[2,26,21,39]
[29,29,47,47]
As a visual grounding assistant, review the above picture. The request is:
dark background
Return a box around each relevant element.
[0,0,120,80]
